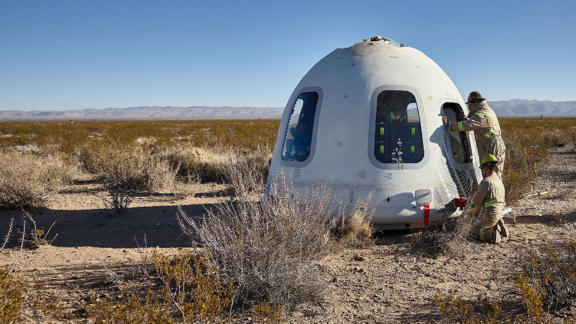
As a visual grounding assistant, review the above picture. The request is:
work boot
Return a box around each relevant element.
[491,224,501,244]
[497,219,509,239]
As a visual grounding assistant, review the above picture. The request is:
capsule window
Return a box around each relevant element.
[281,92,319,162]
[443,102,473,165]
[374,90,424,164]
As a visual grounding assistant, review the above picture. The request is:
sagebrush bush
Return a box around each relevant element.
[0,150,71,209]
[177,172,337,309]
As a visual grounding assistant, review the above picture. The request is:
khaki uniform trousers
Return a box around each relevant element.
[471,212,501,242]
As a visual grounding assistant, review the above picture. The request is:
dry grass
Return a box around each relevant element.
[0,120,279,154]
[0,150,74,209]
[410,208,481,258]
[330,193,375,249]
[163,146,231,183]
[22,209,58,248]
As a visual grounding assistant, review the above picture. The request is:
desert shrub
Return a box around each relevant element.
[88,290,175,324]
[542,127,570,148]
[0,120,281,154]
[88,250,234,323]
[513,273,552,323]
[85,145,149,213]
[164,144,271,191]
[22,209,58,248]
[177,173,337,309]
[80,143,180,212]
[0,150,71,209]
[517,241,576,312]
[435,277,559,324]
[500,120,546,204]
[501,135,540,204]
[255,301,283,324]
[221,146,272,197]
[330,193,375,248]
[499,117,576,204]
[410,209,481,257]
[436,294,503,324]
[153,250,234,323]
[0,269,24,324]
[144,154,181,192]
[436,242,576,323]
[163,146,229,183]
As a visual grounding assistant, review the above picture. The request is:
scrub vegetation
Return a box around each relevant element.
[500,117,576,204]
[1,117,575,322]
[436,241,576,323]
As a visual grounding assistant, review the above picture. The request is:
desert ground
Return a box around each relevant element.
[1,143,575,323]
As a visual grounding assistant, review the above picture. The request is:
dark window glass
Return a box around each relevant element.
[443,102,473,164]
[374,90,424,164]
[281,92,319,162]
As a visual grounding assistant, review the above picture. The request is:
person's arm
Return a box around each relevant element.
[446,114,482,132]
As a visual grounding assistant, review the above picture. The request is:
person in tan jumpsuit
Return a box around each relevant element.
[443,91,506,178]
[464,154,509,244]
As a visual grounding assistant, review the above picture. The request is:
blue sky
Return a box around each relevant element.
[1,0,575,111]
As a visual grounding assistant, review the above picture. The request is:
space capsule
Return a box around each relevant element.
[266,36,482,229]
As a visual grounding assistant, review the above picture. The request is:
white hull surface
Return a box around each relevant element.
[266,36,481,228]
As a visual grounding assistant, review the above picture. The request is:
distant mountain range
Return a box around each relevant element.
[1,99,575,121]
[0,106,284,121]
[487,99,576,116]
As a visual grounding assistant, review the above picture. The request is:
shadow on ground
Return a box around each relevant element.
[0,202,216,249]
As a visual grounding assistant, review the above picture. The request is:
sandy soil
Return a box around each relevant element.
[1,145,575,323]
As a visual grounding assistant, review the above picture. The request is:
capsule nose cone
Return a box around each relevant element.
[352,37,388,57]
